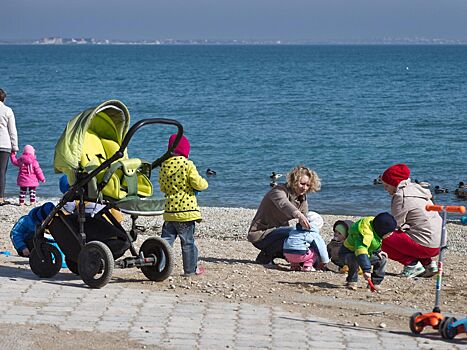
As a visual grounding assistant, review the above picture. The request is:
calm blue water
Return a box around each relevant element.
[1,45,466,216]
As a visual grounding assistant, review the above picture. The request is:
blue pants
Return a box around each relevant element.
[254,226,293,252]
[339,245,387,285]
[254,226,293,261]
[161,221,198,274]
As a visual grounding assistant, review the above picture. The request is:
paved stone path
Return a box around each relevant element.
[0,260,465,349]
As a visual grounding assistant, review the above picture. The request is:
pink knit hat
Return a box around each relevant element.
[23,144,35,156]
[381,163,410,187]
[168,134,190,158]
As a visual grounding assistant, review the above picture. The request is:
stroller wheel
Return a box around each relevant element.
[29,244,63,278]
[139,237,174,282]
[65,257,79,275]
[78,241,114,289]
[440,317,458,339]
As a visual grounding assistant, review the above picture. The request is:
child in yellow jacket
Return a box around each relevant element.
[158,134,208,276]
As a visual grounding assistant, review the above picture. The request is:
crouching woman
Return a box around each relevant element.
[247,165,321,264]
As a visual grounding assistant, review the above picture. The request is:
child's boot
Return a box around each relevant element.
[290,263,301,271]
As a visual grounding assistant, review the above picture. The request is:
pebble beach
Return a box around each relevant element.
[1,201,466,255]
[1,201,466,333]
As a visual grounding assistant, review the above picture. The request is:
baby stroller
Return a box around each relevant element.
[28,100,184,288]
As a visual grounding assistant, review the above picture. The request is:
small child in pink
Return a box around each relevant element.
[10,144,45,205]
[282,212,330,272]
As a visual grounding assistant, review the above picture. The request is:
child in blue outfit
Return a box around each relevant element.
[338,212,396,291]
[283,212,330,272]
[10,202,55,257]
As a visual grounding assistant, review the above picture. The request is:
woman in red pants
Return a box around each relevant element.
[380,163,442,278]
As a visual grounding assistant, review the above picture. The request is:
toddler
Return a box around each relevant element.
[327,220,354,269]
[338,212,396,291]
[283,212,330,272]
[158,134,208,276]
[10,202,55,257]
[10,144,45,205]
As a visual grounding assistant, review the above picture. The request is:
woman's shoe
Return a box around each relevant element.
[400,262,425,278]
[255,251,272,265]
[422,261,438,277]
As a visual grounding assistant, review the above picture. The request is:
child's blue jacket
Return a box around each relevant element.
[10,214,36,253]
[283,224,330,263]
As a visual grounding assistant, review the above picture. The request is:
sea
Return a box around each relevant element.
[1,44,466,216]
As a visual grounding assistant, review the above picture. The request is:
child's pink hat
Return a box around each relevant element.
[23,144,35,156]
[168,134,190,158]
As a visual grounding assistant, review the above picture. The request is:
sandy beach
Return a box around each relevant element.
[1,202,466,334]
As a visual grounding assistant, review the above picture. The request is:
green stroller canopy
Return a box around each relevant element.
[54,100,130,175]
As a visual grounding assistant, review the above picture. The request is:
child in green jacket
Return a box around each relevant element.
[338,212,396,290]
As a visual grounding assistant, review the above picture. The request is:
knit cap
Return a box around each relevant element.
[29,202,55,224]
[334,223,348,237]
[332,220,354,239]
[306,211,324,229]
[381,163,410,187]
[373,212,397,237]
[168,134,190,158]
[23,144,35,156]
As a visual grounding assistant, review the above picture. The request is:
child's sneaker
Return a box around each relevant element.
[367,282,383,293]
[301,266,316,272]
[346,281,358,290]
[400,261,425,278]
[183,265,205,277]
[195,265,205,275]
[422,261,438,277]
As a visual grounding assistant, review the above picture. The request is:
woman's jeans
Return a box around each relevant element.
[161,221,198,274]
[254,226,294,263]
[339,245,387,285]
[0,151,9,198]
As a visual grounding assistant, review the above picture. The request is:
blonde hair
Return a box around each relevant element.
[286,165,321,193]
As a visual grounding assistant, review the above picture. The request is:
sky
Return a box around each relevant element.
[2,0,467,42]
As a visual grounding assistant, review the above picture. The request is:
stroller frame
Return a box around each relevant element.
[29,104,184,288]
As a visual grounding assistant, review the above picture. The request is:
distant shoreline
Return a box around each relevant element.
[2,39,467,46]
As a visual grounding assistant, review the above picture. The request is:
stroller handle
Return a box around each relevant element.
[119,118,184,169]
[120,118,183,152]
[426,204,466,213]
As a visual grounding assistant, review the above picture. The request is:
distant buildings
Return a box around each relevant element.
[0,37,466,45]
